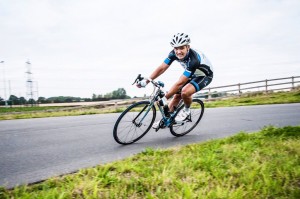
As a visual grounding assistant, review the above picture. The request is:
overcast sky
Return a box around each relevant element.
[1,0,299,99]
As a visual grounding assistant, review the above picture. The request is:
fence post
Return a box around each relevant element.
[238,83,241,96]
[208,88,211,99]
[292,76,295,90]
[265,79,268,93]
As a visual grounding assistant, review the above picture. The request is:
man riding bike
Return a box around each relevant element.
[137,33,213,129]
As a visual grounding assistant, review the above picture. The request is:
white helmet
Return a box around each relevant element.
[170,33,191,47]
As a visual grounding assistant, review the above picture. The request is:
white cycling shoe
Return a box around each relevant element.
[152,119,166,130]
[152,121,160,129]
[175,109,191,122]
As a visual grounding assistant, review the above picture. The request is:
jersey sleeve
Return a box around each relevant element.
[163,50,177,65]
[183,68,192,78]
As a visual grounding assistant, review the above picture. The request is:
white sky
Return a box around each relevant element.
[0,0,300,99]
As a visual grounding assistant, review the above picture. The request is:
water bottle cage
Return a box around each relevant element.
[158,100,164,106]
[163,105,170,117]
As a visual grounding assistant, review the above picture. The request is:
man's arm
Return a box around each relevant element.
[147,62,170,83]
[165,75,189,99]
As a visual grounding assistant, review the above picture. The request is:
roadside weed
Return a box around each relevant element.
[1,126,299,198]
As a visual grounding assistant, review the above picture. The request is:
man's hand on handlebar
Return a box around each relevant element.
[133,74,153,88]
[136,79,148,88]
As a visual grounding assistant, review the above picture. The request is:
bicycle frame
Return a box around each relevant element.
[134,80,184,128]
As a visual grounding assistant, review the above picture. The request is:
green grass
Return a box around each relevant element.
[1,90,299,120]
[205,90,300,108]
[0,107,126,120]
[1,126,299,198]
[0,106,63,113]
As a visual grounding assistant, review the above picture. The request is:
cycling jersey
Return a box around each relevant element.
[163,48,213,92]
[164,48,214,78]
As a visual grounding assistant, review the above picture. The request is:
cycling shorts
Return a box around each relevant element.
[189,76,212,92]
[177,76,212,94]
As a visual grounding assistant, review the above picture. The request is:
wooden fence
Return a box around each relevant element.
[195,76,300,99]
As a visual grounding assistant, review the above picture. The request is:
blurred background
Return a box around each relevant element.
[1,0,299,102]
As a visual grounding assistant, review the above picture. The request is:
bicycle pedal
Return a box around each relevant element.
[185,114,192,122]
[159,120,166,128]
[155,123,167,132]
[157,125,166,131]
[172,122,185,127]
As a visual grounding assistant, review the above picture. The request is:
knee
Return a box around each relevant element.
[181,89,192,98]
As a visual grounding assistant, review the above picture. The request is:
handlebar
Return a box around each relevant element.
[132,74,143,85]
[132,74,165,88]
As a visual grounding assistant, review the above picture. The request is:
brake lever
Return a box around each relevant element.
[132,74,143,85]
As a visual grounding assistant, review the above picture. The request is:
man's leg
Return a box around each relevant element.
[182,75,212,106]
[168,94,181,112]
[181,83,196,108]
[176,76,212,122]
[175,84,196,122]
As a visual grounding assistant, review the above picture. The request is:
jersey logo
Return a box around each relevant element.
[204,80,208,86]
[178,57,190,69]
[179,61,187,69]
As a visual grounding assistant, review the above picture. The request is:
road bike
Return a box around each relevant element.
[113,74,205,145]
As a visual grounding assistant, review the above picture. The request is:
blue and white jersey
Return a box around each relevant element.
[164,48,213,78]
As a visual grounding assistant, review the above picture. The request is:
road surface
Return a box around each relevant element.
[0,103,299,188]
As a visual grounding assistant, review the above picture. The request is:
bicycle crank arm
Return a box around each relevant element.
[171,122,185,127]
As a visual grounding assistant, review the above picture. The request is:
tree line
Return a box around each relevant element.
[0,88,131,106]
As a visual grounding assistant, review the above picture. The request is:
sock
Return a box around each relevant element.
[184,106,190,113]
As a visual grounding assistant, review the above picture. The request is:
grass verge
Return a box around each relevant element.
[205,89,300,108]
[1,126,299,198]
[0,107,125,120]
[0,89,299,120]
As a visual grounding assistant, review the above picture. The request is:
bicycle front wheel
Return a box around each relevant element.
[170,99,204,137]
[113,101,156,145]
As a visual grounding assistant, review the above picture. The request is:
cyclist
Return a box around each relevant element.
[137,33,213,129]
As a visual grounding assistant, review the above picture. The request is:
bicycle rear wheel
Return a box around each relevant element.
[170,99,204,137]
[113,101,156,145]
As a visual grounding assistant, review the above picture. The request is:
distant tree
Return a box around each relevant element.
[19,97,27,105]
[38,97,48,103]
[28,98,36,106]
[104,92,112,99]
[0,96,4,105]
[9,95,19,105]
[92,88,130,101]
[47,96,63,103]
[112,88,124,99]
[65,97,73,102]
[46,96,82,103]
[111,88,130,99]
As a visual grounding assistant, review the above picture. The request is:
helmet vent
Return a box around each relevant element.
[170,33,190,47]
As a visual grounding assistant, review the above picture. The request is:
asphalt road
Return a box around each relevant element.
[0,103,299,188]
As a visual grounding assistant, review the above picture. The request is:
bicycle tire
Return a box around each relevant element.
[170,99,204,137]
[113,101,156,145]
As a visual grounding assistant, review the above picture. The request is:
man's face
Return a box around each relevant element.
[174,45,189,60]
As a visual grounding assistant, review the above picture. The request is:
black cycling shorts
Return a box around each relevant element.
[177,76,212,94]
[189,76,212,92]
